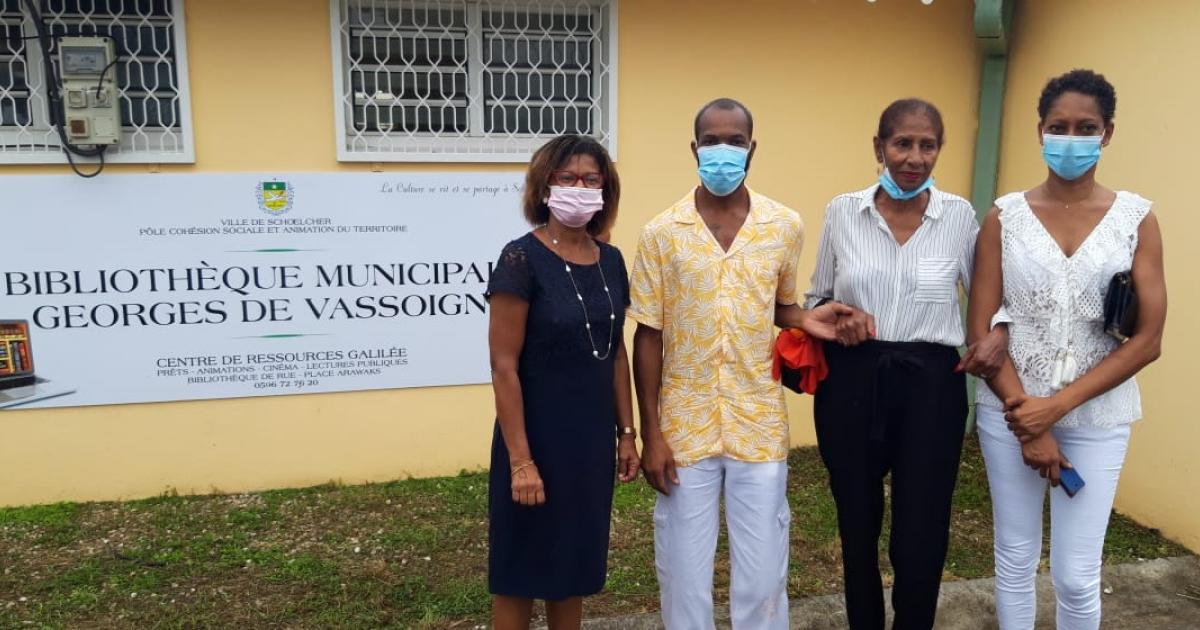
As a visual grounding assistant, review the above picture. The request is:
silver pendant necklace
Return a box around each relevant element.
[549,233,616,360]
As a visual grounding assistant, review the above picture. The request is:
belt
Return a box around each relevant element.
[835,340,955,442]
[870,350,926,441]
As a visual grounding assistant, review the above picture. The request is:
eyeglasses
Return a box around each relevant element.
[550,170,605,189]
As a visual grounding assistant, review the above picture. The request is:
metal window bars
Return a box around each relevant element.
[332,0,616,162]
[0,0,193,164]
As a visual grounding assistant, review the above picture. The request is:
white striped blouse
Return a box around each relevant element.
[802,184,980,347]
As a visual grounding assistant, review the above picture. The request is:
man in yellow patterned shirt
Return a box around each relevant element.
[629,99,845,629]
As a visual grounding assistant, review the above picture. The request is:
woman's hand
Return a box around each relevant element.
[792,302,854,341]
[834,306,876,346]
[510,461,546,506]
[957,325,1008,379]
[1004,394,1069,443]
[1020,431,1066,486]
[617,436,640,482]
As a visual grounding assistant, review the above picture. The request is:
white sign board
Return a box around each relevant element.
[0,173,528,410]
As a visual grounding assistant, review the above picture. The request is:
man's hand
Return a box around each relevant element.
[640,435,679,496]
[834,306,876,347]
[799,302,855,342]
[958,325,1009,378]
[1004,394,1069,443]
[1021,431,1066,486]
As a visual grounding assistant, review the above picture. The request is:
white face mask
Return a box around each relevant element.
[546,186,604,228]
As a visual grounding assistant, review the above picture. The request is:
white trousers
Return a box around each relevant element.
[653,456,789,630]
[977,405,1131,630]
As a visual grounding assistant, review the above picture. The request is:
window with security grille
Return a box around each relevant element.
[0,0,193,164]
[331,0,617,162]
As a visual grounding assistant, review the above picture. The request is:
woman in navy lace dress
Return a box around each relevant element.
[486,134,640,630]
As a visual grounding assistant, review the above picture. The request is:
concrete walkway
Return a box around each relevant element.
[573,556,1200,629]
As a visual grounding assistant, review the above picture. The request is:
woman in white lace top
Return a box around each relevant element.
[967,69,1167,630]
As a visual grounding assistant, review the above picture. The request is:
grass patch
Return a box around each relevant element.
[0,502,79,527]
[0,437,1188,628]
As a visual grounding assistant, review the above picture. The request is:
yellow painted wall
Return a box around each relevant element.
[996,0,1200,550]
[1,0,981,506]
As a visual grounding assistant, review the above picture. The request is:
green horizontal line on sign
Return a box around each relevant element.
[232,334,333,340]
[224,248,325,253]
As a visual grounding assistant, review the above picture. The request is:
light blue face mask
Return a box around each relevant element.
[697,144,749,197]
[878,167,934,201]
[1042,134,1103,180]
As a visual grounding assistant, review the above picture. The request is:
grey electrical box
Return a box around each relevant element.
[58,37,120,146]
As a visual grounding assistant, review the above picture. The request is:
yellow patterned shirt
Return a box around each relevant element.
[628,189,804,467]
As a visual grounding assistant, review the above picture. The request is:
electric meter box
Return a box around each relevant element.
[58,37,120,147]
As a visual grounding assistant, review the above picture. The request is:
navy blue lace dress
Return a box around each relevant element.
[486,232,629,600]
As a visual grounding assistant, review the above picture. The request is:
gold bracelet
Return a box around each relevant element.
[510,460,535,477]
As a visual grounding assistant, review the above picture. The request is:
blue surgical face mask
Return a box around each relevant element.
[878,167,934,201]
[697,144,749,197]
[1042,133,1103,180]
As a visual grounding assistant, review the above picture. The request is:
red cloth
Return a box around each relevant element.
[772,328,829,395]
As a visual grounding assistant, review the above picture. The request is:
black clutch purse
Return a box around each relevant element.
[1103,271,1137,341]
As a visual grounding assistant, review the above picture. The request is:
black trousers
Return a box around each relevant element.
[814,340,968,630]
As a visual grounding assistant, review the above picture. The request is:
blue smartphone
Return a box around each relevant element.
[1060,466,1086,498]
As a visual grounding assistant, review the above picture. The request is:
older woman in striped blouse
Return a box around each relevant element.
[803,98,1007,630]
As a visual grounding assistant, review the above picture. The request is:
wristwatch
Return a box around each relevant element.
[619,426,637,439]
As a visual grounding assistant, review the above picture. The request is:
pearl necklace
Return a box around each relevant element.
[549,234,616,360]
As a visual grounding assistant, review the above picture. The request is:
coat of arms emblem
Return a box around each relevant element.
[256,181,294,216]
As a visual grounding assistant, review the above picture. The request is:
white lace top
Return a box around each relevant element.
[976,190,1150,428]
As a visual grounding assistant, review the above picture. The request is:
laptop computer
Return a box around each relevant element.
[0,319,75,409]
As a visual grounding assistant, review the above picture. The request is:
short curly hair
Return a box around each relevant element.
[694,98,754,140]
[1038,69,1117,125]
